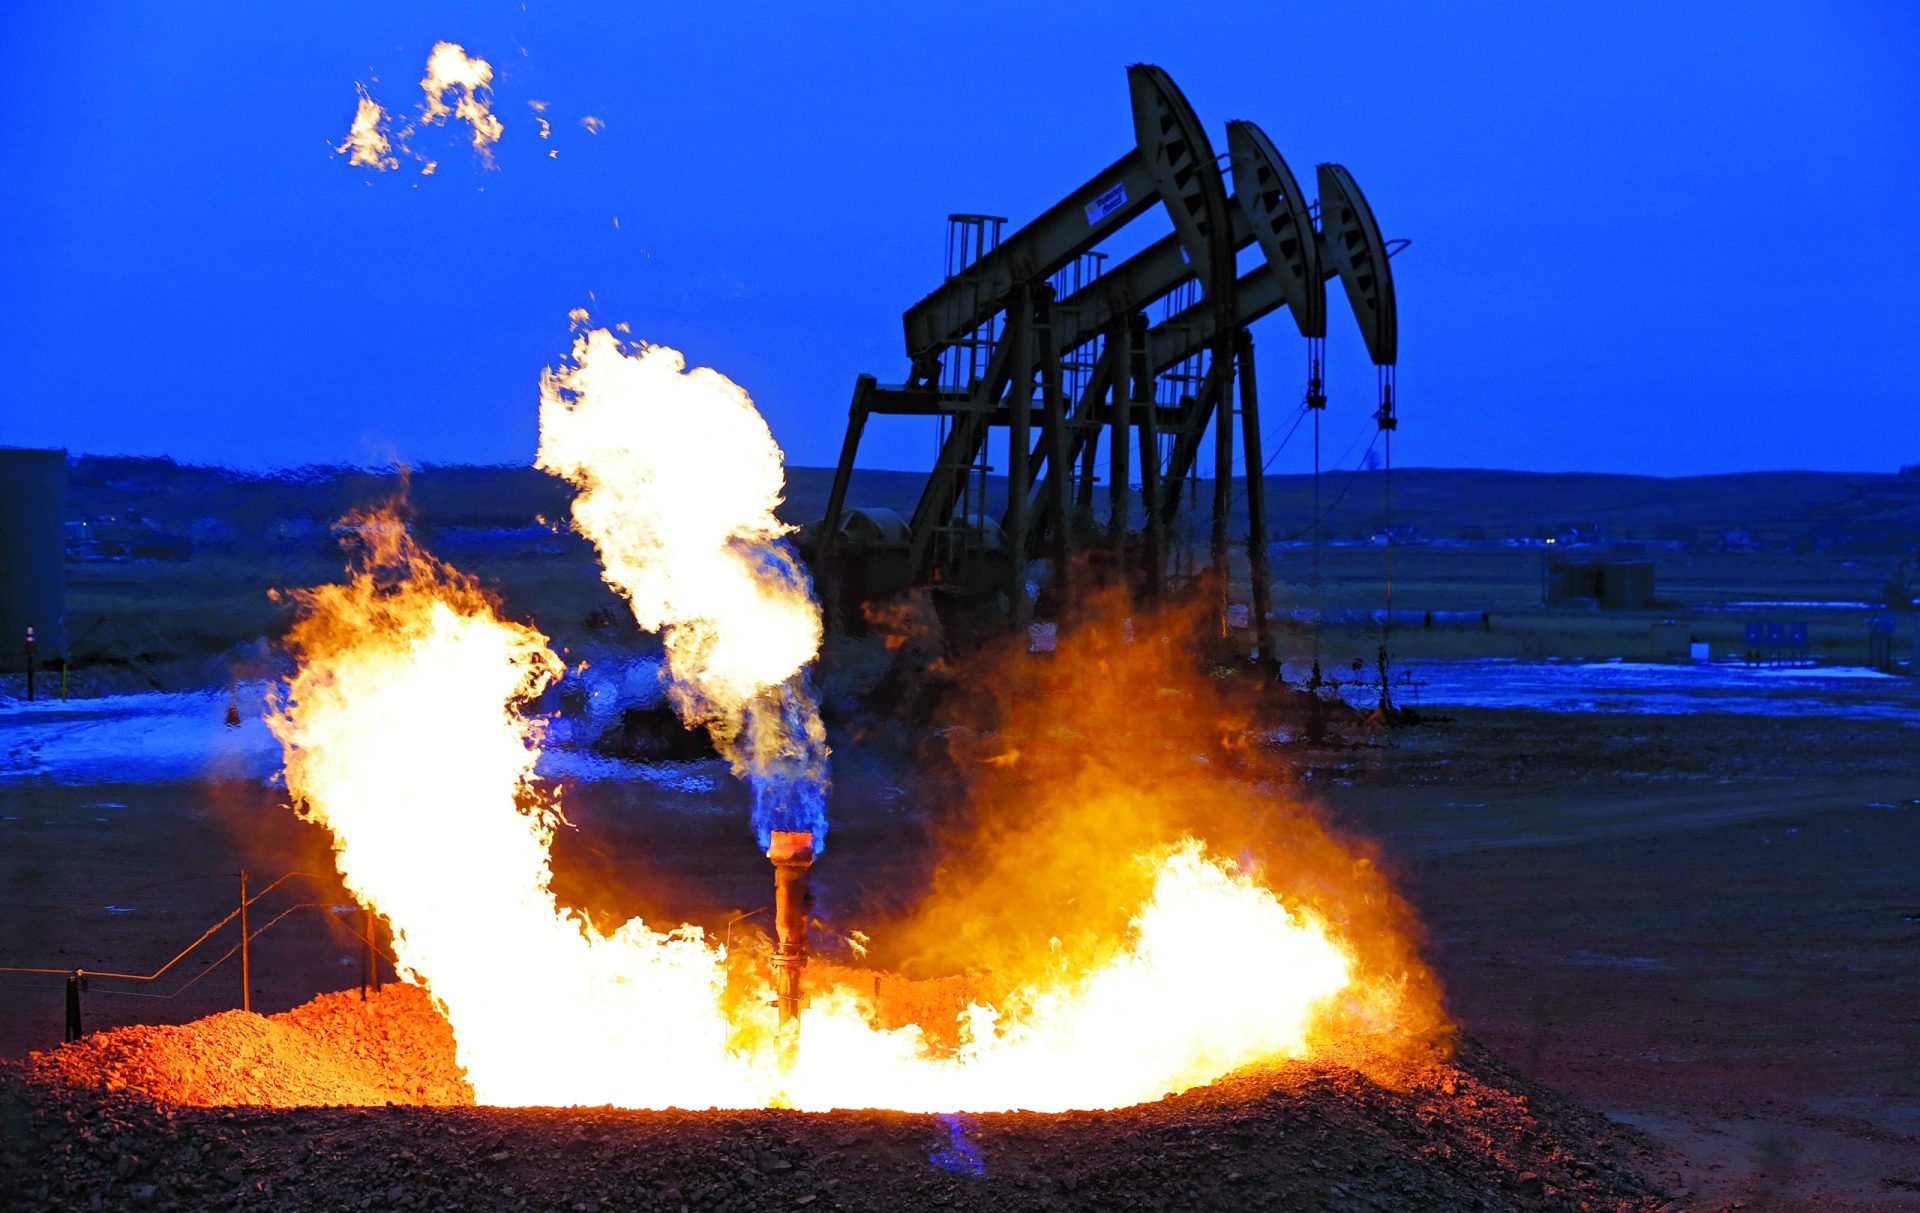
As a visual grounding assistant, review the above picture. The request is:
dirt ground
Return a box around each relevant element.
[1338,710,1920,1211]
[2,703,1916,1210]
[3,1019,1671,1212]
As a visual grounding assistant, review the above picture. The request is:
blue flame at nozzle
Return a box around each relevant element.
[745,668,831,854]
[751,771,828,853]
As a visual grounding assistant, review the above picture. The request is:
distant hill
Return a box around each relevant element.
[1241,468,1920,548]
[61,455,1920,555]
[797,466,1920,553]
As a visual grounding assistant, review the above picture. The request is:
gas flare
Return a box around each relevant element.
[337,42,504,172]
[267,513,761,1108]
[336,84,397,171]
[268,509,1436,1111]
[268,329,1441,1111]
[418,42,503,162]
[535,329,829,850]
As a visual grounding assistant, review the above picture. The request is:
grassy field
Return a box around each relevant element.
[1238,542,1911,667]
[18,456,1915,690]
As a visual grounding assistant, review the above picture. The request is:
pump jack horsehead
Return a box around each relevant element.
[816,64,1402,660]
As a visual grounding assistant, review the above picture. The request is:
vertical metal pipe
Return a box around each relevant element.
[768,830,814,1029]
[1108,319,1132,551]
[1235,332,1274,664]
[64,971,82,1042]
[1005,285,1033,632]
[1377,367,1397,712]
[1308,338,1326,670]
[1133,314,1164,601]
[1075,410,1098,511]
[820,377,873,630]
[1036,288,1076,606]
[361,905,375,1001]
[237,870,251,1014]
[1210,349,1234,638]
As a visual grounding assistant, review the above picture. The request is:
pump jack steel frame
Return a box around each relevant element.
[820,65,1401,659]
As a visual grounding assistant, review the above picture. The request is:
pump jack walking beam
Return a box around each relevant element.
[901,65,1233,381]
[848,157,1396,548]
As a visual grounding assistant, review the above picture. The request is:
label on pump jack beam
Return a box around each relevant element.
[1085,182,1128,225]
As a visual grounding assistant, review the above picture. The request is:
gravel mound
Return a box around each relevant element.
[23,984,471,1108]
[1,985,1672,1211]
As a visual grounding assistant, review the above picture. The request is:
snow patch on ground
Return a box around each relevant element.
[1381,659,1920,723]
[0,681,724,790]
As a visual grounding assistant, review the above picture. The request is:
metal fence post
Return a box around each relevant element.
[361,905,375,1000]
[238,870,251,1013]
[64,971,82,1042]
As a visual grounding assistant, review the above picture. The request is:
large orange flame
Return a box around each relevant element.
[267,513,761,1108]
[880,587,1449,1058]
[268,511,1436,1111]
[269,323,1440,1110]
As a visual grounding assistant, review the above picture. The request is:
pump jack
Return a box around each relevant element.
[816,65,1403,662]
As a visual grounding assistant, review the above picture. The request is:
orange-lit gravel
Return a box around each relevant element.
[2,984,1673,1211]
[23,984,470,1108]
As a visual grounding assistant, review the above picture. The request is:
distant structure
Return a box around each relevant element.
[1543,558,1655,610]
[0,447,69,669]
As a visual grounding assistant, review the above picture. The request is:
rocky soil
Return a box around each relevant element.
[20,985,471,1109]
[1,984,1672,1212]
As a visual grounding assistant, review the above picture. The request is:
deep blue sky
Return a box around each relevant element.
[2,3,1915,477]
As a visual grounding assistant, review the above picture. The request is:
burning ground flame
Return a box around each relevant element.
[268,515,761,1108]
[267,512,1411,1111]
[535,329,830,850]
[268,329,1441,1110]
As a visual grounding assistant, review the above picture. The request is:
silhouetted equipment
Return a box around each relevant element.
[65,972,84,1042]
[817,66,1403,656]
[1886,552,1919,612]
[1866,616,1897,671]
[1543,559,1657,610]
[0,447,68,671]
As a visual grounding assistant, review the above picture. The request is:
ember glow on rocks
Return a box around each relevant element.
[536,329,829,851]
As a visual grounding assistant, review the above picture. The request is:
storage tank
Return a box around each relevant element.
[0,448,69,670]
[1598,560,1656,610]
[1543,560,1600,606]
